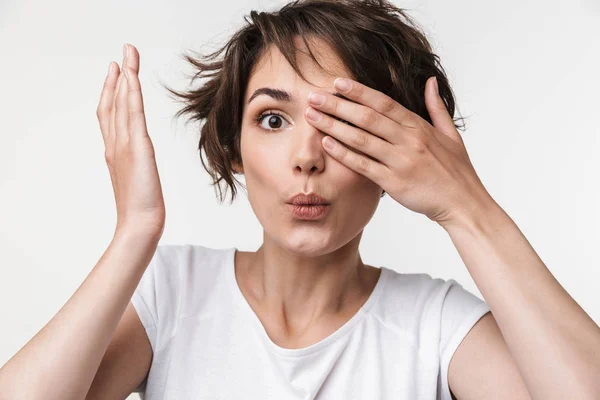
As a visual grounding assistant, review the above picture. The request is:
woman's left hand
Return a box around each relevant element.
[305,76,496,228]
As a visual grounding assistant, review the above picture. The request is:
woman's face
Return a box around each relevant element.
[237,37,383,256]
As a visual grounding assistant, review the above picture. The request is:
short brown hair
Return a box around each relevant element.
[163,0,466,204]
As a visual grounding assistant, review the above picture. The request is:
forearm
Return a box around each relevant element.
[441,203,600,399]
[0,230,160,400]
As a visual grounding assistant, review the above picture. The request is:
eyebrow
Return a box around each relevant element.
[247,87,348,105]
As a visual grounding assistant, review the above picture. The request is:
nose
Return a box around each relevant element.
[290,121,327,175]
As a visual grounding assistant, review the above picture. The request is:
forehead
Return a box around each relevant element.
[245,36,353,102]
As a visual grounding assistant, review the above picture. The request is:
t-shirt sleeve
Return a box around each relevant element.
[130,244,182,354]
[437,278,491,400]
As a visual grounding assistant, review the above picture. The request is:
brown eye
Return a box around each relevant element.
[256,111,290,131]
[266,115,282,129]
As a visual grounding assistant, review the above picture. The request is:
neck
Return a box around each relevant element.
[243,232,375,336]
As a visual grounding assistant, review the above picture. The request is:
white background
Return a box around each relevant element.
[1,0,599,398]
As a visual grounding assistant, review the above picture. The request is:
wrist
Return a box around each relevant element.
[439,192,504,234]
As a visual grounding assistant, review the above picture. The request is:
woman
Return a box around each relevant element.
[2,1,599,399]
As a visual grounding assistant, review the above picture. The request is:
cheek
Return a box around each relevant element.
[332,166,382,209]
[240,136,287,189]
[328,156,371,187]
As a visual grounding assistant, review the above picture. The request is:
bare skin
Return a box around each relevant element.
[0,36,386,399]
[232,36,385,349]
[233,248,381,349]
[0,44,164,399]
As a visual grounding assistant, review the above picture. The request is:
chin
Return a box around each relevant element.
[280,230,335,256]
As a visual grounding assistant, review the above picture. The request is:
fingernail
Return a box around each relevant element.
[306,107,322,122]
[308,92,325,106]
[323,136,335,150]
[123,44,129,62]
[107,61,113,76]
[334,78,351,93]
[433,76,439,95]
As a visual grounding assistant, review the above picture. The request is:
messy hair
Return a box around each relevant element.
[163,0,466,204]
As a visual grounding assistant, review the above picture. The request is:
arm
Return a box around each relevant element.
[0,230,159,400]
[440,200,600,399]
[287,70,600,398]
[447,312,531,399]
[85,300,153,399]
[0,42,165,399]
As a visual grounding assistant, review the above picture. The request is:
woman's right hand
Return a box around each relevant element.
[96,44,166,238]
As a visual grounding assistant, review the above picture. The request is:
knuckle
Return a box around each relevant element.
[360,109,378,127]
[323,115,334,129]
[104,150,114,164]
[338,144,349,160]
[409,136,428,154]
[351,130,368,148]
[332,99,341,116]
[380,96,397,114]
[400,117,420,130]
[97,106,110,120]
[357,155,371,173]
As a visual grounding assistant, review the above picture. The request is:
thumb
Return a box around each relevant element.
[425,76,462,144]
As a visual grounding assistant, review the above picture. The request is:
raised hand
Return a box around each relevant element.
[304,77,496,229]
[96,44,166,238]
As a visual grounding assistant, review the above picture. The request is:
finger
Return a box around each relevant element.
[321,134,391,188]
[333,77,419,129]
[110,44,130,145]
[109,63,123,145]
[100,62,120,200]
[305,106,394,167]
[308,90,405,146]
[124,43,140,75]
[123,65,148,139]
[115,46,130,146]
[97,62,118,143]
[424,76,463,144]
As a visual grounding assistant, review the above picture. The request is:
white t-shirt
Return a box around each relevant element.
[130,244,490,399]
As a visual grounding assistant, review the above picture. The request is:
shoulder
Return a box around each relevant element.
[370,268,490,350]
[147,243,230,281]
[131,244,236,351]
[376,267,488,314]
[373,268,480,323]
[135,243,233,318]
